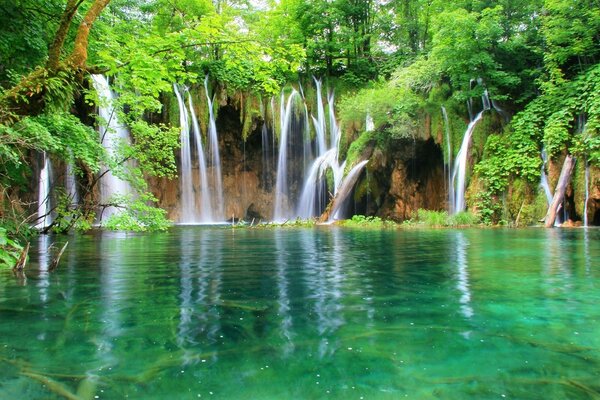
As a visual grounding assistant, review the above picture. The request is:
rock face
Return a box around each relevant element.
[150,96,448,223]
[361,137,446,221]
[150,102,275,222]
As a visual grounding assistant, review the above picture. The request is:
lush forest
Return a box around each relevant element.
[1,0,599,265]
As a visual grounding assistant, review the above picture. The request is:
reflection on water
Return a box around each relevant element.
[275,230,294,355]
[454,232,473,319]
[1,228,600,399]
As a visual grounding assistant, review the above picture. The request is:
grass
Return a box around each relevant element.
[404,209,480,227]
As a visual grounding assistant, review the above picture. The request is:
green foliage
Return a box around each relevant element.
[130,121,180,178]
[406,209,479,227]
[103,193,172,232]
[0,227,23,268]
[340,215,395,228]
[474,191,503,225]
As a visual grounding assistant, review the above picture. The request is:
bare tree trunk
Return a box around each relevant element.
[544,154,575,228]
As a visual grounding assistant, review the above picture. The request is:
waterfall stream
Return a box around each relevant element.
[451,87,491,214]
[273,89,300,221]
[36,152,52,230]
[91,74,132,221]
[441,106,454,213]
[451,111,484,214]
[204,76,225,221]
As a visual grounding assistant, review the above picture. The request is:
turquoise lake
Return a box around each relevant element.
[1,227,599,399]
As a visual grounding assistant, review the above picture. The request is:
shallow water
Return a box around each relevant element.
[1,227,599,399]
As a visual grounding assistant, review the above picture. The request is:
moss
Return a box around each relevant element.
[345,130,375,168]
[518,191,548,226]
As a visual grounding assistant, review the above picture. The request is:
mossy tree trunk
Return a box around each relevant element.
[1,0,111,120]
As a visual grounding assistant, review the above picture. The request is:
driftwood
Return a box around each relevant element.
[545,155,575,227]
[49,241,69,272]
[12,242,30,272]
[20,371,83,400]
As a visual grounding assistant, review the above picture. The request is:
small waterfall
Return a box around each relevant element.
[36,152,53,230]
[297,149,337,219]
[188,92,213,222]
[329,160,370,221]
[91,74,132,220]
[451,87,490,214]
[65,161,78,205]
[441,106,454,213]
[366,113,375,132]
[540,148,553,205]
[314,78,327,156]
[204,76,224,220]
[273,89,300,221]
[584,158,590,227]
[173,84,197,223]
[451,111,484,214]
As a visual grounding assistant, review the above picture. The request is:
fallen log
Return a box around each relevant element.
[544,155,575,228]
[12,242,30,272]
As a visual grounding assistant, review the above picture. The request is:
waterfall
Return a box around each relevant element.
[260,102,271,189]
[293,80,361,220]
[366,113,375,132]
[584,158,590,227]
[329,160,370,221]
[451,87,491,214]
[297,149,337,219]
[36,152,53,230]
[540,148,553,205]
[188,92,213,223]
[173,84,197,223]
[451,111,484,214]
[91,74,132,220]
[174,84,218,223]
[273,89,300,221]
[441,106,454,213]
[204,76,224,220]
[314,78,327,156]
[65,161,78,205]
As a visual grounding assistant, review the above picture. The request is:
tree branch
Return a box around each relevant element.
[69,0,112,69]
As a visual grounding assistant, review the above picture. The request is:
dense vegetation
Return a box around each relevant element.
[0,0,599,265]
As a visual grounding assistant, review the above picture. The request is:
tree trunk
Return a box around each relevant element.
[47,0,82,71]
[68,0,112,68]
[544,154,575,227]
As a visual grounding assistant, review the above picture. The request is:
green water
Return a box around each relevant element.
[1,228,599,399]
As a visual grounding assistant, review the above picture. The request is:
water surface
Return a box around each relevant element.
[1,227,599,399]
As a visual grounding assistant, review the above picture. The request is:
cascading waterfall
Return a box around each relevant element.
[451,112,484,214]
[91,74,132,220]
[441,106,454,213]
[451,88,490,214]
[36,152,52,230]
[204,76,224,220]
[188,91,213,222]
[366,113,375,132]
[273,89,300,221]
[540,148,553,205]
[584,159,590,227]
[329,160,370,221]
[293,79,366,221]
[173,84,196,222]
[297,149,337,218]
